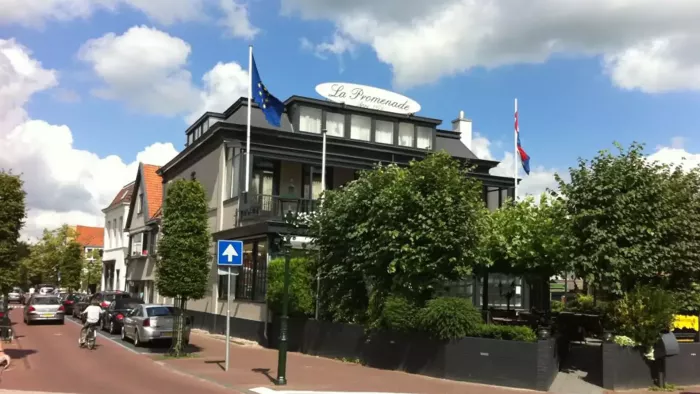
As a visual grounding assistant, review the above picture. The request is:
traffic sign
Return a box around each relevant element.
[217,240,243,266]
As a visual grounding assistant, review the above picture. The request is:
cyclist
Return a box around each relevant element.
[0,336,9,370]
[79,299,103,345]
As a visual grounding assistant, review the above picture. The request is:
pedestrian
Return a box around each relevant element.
[0,337,10,370]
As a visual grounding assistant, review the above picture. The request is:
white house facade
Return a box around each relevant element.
[101,182,134,292]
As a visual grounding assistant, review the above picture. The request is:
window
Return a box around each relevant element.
[375,120,394,144]
[479,274,523,308]
[417,126,433,149]
[325,112,344,137]
[187,133,193,146]
[131,233,143,256]
[136,193,143,214]
[106,222,111,249]
[118,217,123,247]
[112,219,117,247]
[398,123,414,147]
[229,152,240,199]
[299,106,322,133]
[350,115,371,141]
[235,240,268,301]
[218,272,230,299]
[115,269,120,291]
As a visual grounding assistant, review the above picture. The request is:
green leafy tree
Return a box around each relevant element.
[81,249,103,292]
[266,257,314,317]
[0,170,26,306]
[613,285,676,351]
[156,179,210,357]
[556,142,700,295]
[309,152,488,324]
[22,226,83,291]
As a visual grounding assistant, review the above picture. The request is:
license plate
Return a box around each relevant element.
[41,313,54,317]
[161,332,172,337]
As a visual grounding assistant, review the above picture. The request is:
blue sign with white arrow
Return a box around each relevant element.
[217,240,243,266]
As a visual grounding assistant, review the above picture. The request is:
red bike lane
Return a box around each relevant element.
[0,309,238,394]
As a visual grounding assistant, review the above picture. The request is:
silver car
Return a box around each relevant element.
[120,304,191,346]
[23,295,65,324]
[8,287,22,303]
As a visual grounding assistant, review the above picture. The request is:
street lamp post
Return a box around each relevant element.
[275,236,292,385]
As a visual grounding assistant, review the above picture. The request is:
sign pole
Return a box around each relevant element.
[225,265,232,371]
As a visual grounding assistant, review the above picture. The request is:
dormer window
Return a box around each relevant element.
[299,107,322,133]
[350,115,371,141]
[398,122,414,147]
[325,112,344,137]
[417,126,433,149]
[136,193,143,214]
[375,120,394,144]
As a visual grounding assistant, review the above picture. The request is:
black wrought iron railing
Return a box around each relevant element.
[237,194,319,223]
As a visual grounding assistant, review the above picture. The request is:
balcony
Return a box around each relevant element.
[238,194,319,224]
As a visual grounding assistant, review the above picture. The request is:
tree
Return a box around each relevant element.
[556,142,700,296]
[0,170,26,305]
[22,226,84,291]
[156,179,210,357]
[308,152,489,325]
[82,249,103,293]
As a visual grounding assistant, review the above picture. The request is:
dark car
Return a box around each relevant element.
[102,298,144,334]
[78,291,132,323]
[61,293,84,315]
[72,294,91,319]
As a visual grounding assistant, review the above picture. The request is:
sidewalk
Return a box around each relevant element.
[154,331,535,394]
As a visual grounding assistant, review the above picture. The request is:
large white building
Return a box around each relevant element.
[101,182,134,292]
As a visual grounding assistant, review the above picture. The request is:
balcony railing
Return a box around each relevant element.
[238,194,319,223]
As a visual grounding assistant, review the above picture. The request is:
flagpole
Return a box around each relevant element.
[514,98,518,201]
[321,129,327,193]
[245,45,253,194]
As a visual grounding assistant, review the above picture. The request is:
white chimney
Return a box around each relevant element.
[452,110,473,150]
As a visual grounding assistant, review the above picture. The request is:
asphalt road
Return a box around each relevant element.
[0,308,237,394]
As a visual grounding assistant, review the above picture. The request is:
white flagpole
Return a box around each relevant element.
[245,45,253,194]
[321,129,327,193]
[514,98,519,201]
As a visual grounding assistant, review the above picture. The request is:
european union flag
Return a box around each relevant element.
[251,55,285,127]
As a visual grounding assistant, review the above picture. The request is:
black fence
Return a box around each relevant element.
[268,317,559,391]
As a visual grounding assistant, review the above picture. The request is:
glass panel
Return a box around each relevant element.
[325,112,344,137]
[187,133,193,145]
[350,115,371,141]
[375,120,394,144]
[312,174,322,199]
[482,274,523,308]
[237,242,255,300]
[417,126,432,149]
[299,106,322,133]
[230,153,240,198]
[398,123,414,147]
[147,306,175,317]
[254,241,268,302]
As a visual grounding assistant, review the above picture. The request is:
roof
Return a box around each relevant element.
[74,225,104,248]
[104,181,135,211]
[142,164,163,219]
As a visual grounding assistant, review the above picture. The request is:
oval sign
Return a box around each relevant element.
[315,82,421,115]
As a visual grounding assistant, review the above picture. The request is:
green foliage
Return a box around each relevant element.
[550,300,564,313]
[266,256,314,317]
[376,296,419,332]
[418,297,483,340]
[557,142,700,295]
[156,179,210,300]
[0,170,27,296]
[674,283,700,314]
[612,285,676,349]
[471,324,537,342]
[564,294,595,312]
[486,194,570,277]
[613,335,638,347]
[157,179,211,357]
[81,249,103,290]
[309,152,488,324]
[21,226,83,291]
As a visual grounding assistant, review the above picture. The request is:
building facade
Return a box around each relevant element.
[72,225,104,293]
[156,94,519,341]
[124,163,163,303]
[101,182,134,292]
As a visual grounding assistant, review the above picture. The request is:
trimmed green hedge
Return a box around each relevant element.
[266,257,314,317]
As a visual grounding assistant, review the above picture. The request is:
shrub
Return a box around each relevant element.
[378,295,418,332]
[612,285,676,349]
[550,300,564,313]
[266,257,314,317]
[418,297,483,340]
[470,324,537,342]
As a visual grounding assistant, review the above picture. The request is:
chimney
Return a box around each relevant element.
[452,110,473,150]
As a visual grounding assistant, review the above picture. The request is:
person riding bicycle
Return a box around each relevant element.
[79,299,103,345]
[0,337,9,370]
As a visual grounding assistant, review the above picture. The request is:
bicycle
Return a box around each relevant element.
[0,354,10,382]
[79,324,97,350]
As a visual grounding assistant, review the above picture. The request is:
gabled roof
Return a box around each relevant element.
[103,181,135,211]
[74,225,104,248]
[124,163,164,229]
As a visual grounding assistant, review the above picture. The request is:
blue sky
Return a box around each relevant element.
[1,0,699,237]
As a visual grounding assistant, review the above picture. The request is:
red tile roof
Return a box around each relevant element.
[142,164,163,220]
[74,225,104,248]
[105,181,135,210]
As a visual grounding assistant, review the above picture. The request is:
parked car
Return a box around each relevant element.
[72,294,91,319]
[121,304,191,347]
[76,291,131,323]
[36,284,56,295]
[61,293,85,316]
[7,287,22,304]
[23,294,65,325]
[102,298,144,335]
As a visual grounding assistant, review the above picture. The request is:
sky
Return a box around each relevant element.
[1,0,700,239]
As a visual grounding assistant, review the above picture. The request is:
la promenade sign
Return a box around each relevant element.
[315,82,421,115]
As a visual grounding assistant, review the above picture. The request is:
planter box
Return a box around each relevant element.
[268,318,559,391]
[666,343,700,386]
[601,343,657,390]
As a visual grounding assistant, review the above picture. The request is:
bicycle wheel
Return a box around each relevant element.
[87,330,96,350]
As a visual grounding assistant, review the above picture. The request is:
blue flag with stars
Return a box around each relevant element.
[251,55,285,127]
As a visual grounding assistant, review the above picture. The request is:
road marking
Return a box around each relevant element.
[65,317,139,354]
[250,388,412,394]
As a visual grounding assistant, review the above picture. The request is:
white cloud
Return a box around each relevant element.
[0,0,207,28]
[79,26,249,122]
[648,138,700,171]
[300,32,356,72]
[219,0,259,40]
[282,0,700,92]
[0,38,178,240]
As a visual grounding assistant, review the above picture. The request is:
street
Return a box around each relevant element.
[0,308,237,394]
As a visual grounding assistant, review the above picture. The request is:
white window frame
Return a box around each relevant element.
[131,233,143,256]
[398,123,414,147]
[299,106,322,133]
[350,115,371,141]
[325,112,345,137]
[375,120,394,144]
[417,126,433,149]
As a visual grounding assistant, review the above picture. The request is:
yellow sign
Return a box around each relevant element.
[673,314,699,331]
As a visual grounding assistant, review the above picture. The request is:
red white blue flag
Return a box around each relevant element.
[514,106,531,175]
